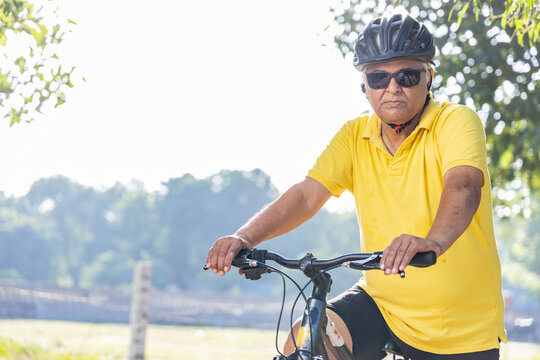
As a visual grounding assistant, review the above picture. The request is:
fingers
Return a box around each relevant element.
[216,240,233,275]
[205,239,221,274]
[206,235,250,276]
[381,235,428,275]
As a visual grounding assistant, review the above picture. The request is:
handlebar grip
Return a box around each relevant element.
[409,251,437,267]
[231,249,254,268]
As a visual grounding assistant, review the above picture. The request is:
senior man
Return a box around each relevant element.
[206,13,506,360]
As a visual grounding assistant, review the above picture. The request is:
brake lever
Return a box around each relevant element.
[343,253,406,278]
[203,249,255,271]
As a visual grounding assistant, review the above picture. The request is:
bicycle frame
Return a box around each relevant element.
[279,271,409,360]
[275,272,354,360]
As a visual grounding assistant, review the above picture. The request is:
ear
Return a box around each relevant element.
[427,69,434,91]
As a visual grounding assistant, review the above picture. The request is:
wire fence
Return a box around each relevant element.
[0,279,285,329]
[0,279,538,343]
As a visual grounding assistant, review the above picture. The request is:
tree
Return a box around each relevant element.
[158,169,279,290]
[0,203,55,281]
[449,0,540,47]
[25,176,111,287]
[330,0,540,217]
[84,182,168,287]
[0,0,75,124]
[496,198,540,301]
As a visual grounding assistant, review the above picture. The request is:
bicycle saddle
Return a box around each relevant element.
[383,338,404,356]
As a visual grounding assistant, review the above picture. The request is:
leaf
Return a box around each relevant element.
[55,95,66,107]
[23,94,33,104]
[448,3,458,21]
[501,3,510,29]
[534,22,540,42]
[15,57,26,73]
[517,32,524,46]
[457,2,470,28]
[9,108,21,126]
[500,148,514,169]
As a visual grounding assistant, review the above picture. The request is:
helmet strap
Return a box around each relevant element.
[381,95,431,134]
[381,117,415,134]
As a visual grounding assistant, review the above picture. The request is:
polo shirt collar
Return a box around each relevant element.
[417,96,440,131]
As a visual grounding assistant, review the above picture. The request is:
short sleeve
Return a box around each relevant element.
[436,106,488,186]
[307,120,355,197]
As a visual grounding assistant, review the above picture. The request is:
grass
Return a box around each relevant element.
[0,319,539,359]
[0,335,101,360]
[0,319,285,360]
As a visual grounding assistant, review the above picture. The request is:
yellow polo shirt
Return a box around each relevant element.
[307,98,506,354]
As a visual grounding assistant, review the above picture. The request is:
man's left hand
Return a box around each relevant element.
[380,235,442,275]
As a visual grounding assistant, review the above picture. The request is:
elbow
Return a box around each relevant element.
[464,182,482,213]
[446,182,481,215]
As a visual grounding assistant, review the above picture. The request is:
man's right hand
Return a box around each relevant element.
[205,234,253,276]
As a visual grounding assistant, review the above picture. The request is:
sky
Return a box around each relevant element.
[0,0,371,212]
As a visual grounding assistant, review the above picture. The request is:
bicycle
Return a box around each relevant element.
[205,248,436,360]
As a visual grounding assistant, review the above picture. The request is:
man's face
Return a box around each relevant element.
[364,59,430,125]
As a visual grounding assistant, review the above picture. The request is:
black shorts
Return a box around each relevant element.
[327,284,499,360]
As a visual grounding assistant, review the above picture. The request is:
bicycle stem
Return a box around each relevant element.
[288,272,332,360]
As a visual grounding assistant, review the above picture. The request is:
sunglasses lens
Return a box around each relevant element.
[366,72,391,89]
[397,70,421,87]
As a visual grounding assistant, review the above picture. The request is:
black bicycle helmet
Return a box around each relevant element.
[353,13,435,70]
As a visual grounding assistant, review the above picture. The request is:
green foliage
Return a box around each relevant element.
[496,198,540,301]
[330,0,540,218]
[450,1,540,46]
[0,336,100,360]
[0,0,75,125]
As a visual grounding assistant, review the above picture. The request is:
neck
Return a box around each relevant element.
[380,115,421,155]
[380,97,430,155]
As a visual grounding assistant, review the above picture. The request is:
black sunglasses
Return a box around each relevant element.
[365,68,426,90]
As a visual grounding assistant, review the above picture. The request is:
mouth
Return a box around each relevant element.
[382,100,405,106]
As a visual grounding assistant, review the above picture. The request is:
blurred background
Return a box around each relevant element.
[0,0,539,359]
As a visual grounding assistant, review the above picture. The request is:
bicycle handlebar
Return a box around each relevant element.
[224,249,436,279]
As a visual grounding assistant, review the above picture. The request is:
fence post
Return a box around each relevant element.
[129,261,152,360]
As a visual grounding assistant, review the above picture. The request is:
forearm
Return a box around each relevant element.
[381,166,484,274]
[207,177,331,275]
[236,179,328,246]
[427,178,481,256]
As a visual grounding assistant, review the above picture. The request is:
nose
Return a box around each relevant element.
[385,77,402,93]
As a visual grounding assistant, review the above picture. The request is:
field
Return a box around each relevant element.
[0,319,539,360]
[0,320,283,360]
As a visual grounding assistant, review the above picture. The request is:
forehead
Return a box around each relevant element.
[365,59,425,72]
